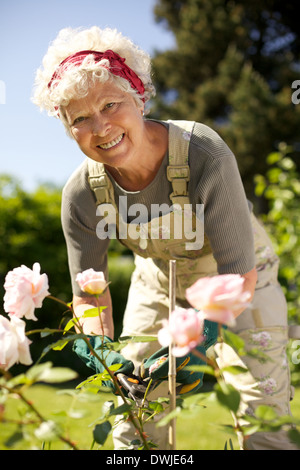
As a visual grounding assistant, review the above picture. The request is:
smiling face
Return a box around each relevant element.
[64,80,145,170]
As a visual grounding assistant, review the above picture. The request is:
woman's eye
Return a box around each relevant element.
[73,116,86,125]
[104,102,116,110]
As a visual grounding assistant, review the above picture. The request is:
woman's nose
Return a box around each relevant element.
[92,114,111,136]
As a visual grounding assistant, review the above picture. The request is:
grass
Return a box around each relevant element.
[1,383,300,450]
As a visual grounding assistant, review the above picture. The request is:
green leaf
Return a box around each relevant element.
[93,421,112,445]
[157,396,170,404]
[81,307,107,319]
[104,341,126,352]
[63,317,80,333]
[4,431,24,448]
[221,365,248,375]
[241,424,261,436]
[119,335,158,343]
[39,334,76,359]
[6,373,27,388]
[221,329,245,355]
[52,339,69,351]
[26,362,77,384]
[63,308,106,334]
[288,429,300,448]
[76,374,105,390]
[214,381,241,414]
[186,364,215,376]
[218,423,238,437]
[156,407,182,427]
[108,402,132,416]
[224,438,235,450]
[254,405,277,421]
[26,362,53,382]
[148,401,164,414]
[101,363,122,380]
[38,367,78,383]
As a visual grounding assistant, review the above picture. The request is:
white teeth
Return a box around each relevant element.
[98,134,124,149]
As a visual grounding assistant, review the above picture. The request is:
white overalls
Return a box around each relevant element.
[88,120,296,450]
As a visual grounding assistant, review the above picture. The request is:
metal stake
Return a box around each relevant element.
[168,260,177,450]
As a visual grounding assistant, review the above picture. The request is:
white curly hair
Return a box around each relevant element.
[32,26,155,133]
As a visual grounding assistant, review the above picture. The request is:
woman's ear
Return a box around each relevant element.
[141,105,145,117]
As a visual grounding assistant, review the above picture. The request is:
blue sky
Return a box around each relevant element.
[0,0,175,191]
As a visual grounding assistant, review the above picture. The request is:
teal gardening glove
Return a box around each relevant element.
[73,335,134,392]
[140,319,219,395]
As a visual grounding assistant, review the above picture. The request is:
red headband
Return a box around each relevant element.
[48,49,145,101]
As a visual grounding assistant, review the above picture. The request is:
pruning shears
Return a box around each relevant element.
[116,373,153,407]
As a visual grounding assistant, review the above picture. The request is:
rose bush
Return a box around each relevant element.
[0,264,152,450]
[1,263,299,450]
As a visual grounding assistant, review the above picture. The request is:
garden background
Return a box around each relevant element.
[1,0,300,450]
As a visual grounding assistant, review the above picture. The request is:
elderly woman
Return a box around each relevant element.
[33,26,295,450]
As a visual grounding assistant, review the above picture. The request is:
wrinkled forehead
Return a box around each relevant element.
[65,81,126,116]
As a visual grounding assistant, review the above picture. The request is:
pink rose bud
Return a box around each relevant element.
[158,307,205,357]
[3,263,50,321]
[76,269,108,295]
[0,315,32,370]
[186,274,251,326]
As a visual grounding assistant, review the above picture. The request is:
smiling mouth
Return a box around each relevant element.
[97,133,124,150]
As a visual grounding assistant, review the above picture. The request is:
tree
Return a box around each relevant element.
[0,175,69,304]
[150,0,300,197]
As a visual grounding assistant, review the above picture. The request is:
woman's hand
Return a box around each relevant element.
[72,288,114,338]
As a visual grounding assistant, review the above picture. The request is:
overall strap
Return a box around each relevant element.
[87,159,113,205]
[167,120,195,208]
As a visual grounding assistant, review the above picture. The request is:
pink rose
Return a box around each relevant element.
[158,307,205,356]
[185,274,251,326]
[0,315,32,370]
[76,269,108,295]
[3,263,50,321]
